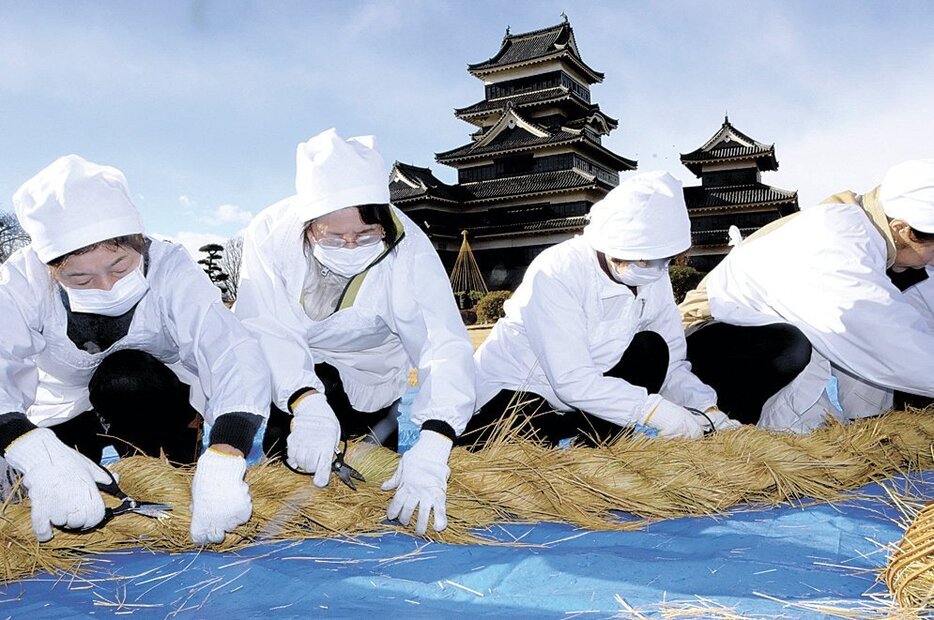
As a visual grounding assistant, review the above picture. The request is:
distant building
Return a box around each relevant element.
[390,17,636,289]
[680,117,799,271]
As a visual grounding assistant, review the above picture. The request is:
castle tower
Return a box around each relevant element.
[391,17,636,288]
[680,117,799,271]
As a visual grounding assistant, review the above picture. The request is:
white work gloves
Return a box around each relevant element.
[287,393,341,487]
[382,430,452,536]
[700,408,743,432]
[4,428,109,542]
[190,448,252,544]
[638,395,706,439]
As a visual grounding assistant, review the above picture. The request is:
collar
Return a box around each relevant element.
[860,186,897,268]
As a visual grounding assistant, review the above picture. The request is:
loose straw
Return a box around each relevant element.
[2,408,934,586]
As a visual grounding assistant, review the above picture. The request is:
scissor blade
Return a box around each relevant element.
[335,467,359,491]
[131,504,173,519]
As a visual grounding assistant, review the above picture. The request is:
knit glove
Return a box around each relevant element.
[638,395,706,439]
[4,428,109,541]
[287,393,341,487]
[190,448,252,544]
[382,430,452,535]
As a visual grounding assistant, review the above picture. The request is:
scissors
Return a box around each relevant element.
[284,439,366,491]
[686,407,717,436]
[60,465,173,534]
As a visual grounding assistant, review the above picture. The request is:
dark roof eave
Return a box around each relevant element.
[468,52,604,83]
[390,194,461,206]
[454,92,590,119]
[464,181,610,205]
[685,198,799,213]
[680,148,776,163]
[436,135,635,167]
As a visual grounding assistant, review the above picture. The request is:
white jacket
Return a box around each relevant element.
[905,268,934,331]
[474,236,718,425]
[0,239,271,426]
[705,202,934,398]
[234,201,475,434]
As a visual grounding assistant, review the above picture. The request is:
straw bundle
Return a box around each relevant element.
[2,408,934,585]
[885,500,934,608]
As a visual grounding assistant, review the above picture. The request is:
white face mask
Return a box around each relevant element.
[312,242,384,278]
[63,258,149,316]
[610,259,670,287]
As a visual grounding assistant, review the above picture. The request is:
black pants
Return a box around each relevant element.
[894,392,934,410]
[51,349,201,464]
[460,331,669,449]
[685,322,812,425]
[263,362,399,456]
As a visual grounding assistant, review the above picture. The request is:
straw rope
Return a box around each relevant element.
[885,499,934,608]
[2,408,933,586]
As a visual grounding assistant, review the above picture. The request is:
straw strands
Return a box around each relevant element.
[885,497,934,608]
[2,408,934,587]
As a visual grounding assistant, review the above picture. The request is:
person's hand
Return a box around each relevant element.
[638,395,706,439]
[382,430,452,535]
[698,408,743,432]
[3,428,109,541]
[190,448,251,544]
[287,393,341,487]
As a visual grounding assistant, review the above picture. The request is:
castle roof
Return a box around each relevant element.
[683,182,797,212]
[468,18,604,83]
[680,116,778,176]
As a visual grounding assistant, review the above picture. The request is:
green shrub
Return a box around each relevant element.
[475,290,512,324]
[668,265,705,303]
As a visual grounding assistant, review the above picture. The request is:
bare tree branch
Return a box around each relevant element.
[220,236,243,302]
[0,210,30,264]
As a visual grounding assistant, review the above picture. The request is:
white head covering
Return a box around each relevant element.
[291,128,391,221]
[583,170,691,260]
[880,159,934,234]
[13,155,144,263]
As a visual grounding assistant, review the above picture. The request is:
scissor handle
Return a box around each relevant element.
[686,407,716,436]
[92,464,125,498]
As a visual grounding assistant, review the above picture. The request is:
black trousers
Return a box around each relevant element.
[460,330,670,449]
[263,362,399,456]
[50,349,201,464]
[685,322,812,425]
[894,392,934,410]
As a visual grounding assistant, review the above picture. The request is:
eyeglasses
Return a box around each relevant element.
[608,257,672,269]
[314,233,384,249]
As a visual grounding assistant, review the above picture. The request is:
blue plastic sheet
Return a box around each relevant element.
[2,473,928,618]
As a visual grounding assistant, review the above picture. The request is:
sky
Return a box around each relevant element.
[2,0,933,258]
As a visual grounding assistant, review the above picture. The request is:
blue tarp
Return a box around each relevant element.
[2,473,928,619]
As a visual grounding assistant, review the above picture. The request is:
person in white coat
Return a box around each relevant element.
[465,171,737,447]
[234,129,475,536]
[680,159,934,432]
[0,155,271,544]
[904,267,934,330]
[897,268,934,410]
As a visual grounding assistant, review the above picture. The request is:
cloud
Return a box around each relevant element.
[164,231,228,261]
[213,204,254,225]
[179,195,194,208]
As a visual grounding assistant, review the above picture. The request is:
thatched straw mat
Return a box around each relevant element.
[2,408,934,587]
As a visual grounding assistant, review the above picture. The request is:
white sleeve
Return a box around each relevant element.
[648,276,718,410]
[162,248,271,424]
[390,232,476,435]
[234,220,323,411]
[520,263,648,426]
[0,258,44,415]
